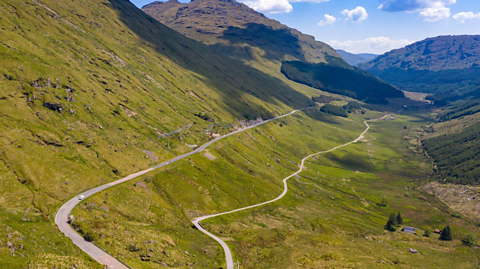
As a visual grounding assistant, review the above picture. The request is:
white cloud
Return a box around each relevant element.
[453,11,480,23]
[419,6,451,21]
[378,0,456,22]
[378,0,455,12]
[318,14,336,26]
[341,6,369,23]
[240,0,293,14]
[329,37,415,54]
[239,0,328,14]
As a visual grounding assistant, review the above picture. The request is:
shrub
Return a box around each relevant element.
[84,231,98,242]
[462,235,475,247]
[379,196,389,207]
[424,229,431,237]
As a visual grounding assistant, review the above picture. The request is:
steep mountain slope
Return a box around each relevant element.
[142,0,404,102]
[0,0,328,267]
[142,0,338,64]
[423,121,480,184]
[281,61,403,102]
[336,49,377,66]
[422,101,480,184]
[359,35,480,97]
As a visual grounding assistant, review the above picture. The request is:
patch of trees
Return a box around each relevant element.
[438,101,480,121]
[281,61,403,102]
[311,95,338,104]
[320,104,348,118]
[343,101,363,113]
[384,212,403,231]
[422,122,480,184]
[194,112,214,122]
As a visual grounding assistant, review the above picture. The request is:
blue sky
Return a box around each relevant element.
[131,0,480,54]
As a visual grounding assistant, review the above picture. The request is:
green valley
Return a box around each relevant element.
[1,0,480,268]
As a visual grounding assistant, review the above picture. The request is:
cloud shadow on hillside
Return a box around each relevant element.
[215,23,307,63]
[108,0,316,120]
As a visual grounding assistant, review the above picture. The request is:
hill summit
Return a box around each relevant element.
[143,0,339,64]
[143,0,404,102]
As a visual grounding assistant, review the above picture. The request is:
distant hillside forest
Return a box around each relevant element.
[281,61,404,103]
[438,101,480,121]
[423,122,480,184]
[359,35,480,104]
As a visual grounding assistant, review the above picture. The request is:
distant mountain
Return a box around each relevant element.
[336,50,377,66]
[359,35,480,100]
[143,0,404,102]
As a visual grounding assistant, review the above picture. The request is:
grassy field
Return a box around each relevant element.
[72,108,480,268]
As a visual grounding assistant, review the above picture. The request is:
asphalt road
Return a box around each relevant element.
[191,114,389,269]
[55,108,303,269]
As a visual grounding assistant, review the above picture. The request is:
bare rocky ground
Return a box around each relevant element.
[424,182,480,222]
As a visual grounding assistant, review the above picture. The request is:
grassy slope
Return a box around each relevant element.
[73,109,480,268]
[0,0,333,267]
[71,109,363,268]
[202,111,480,268]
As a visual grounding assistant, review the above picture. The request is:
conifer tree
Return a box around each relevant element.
[396,212,403,225]
[385,213,398,231]
[440,226,452,241]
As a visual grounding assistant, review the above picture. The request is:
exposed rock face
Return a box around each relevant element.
[43,101,62,112]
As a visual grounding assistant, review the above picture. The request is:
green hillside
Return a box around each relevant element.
[423,122,480,184]
[0,0,329,267]
[281,61,404,102]
[422,102,480,184]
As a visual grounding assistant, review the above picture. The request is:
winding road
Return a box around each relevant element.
[191,114,389,269]
[55,108,388,269]
[55,108,303,269]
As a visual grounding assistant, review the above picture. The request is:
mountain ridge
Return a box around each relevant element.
[359,35,480,96]
[142,0,341,64]
[336,49,377,66]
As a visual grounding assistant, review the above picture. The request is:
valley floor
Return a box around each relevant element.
[71,108,480,269]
